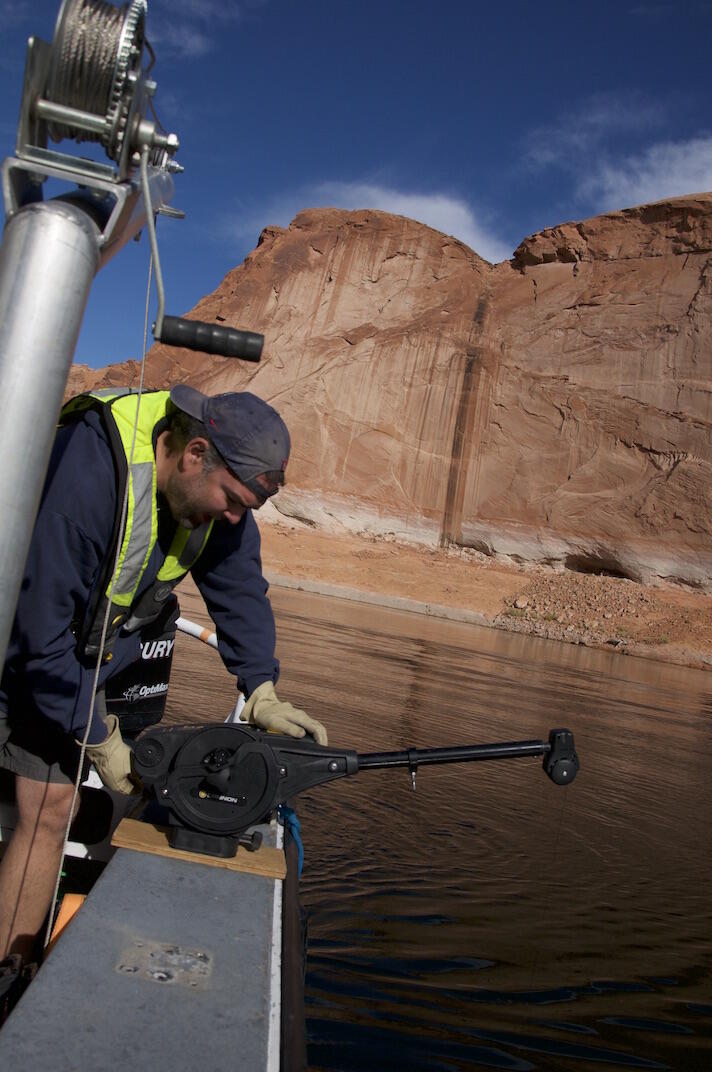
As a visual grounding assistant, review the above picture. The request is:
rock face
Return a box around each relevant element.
[70,196,712,589]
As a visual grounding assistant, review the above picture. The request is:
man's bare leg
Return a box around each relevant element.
[0,776,75,960]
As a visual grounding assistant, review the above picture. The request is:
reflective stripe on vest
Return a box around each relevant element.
[60,389,214,658]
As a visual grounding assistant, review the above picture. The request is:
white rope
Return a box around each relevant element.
[44,255,154,949]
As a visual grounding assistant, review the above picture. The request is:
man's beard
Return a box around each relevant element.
[164,469,206,530]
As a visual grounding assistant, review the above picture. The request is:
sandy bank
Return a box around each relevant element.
[256,519,712,672]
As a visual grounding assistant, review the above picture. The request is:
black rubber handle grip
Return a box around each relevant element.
[158,316,263,361]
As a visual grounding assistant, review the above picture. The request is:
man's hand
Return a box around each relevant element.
[84,714,136,794]
[242,681,328,745]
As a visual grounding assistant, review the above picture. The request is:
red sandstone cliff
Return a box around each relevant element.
[67,195,712,589]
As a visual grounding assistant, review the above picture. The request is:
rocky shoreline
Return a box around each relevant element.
[493,569,712,670]
[257,521,712,673]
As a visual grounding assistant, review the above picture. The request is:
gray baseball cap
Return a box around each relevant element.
[169,385,290,499]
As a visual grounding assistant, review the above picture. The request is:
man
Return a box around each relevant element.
[0,385,327,960]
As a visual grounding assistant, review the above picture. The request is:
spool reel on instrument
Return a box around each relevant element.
[46,0,148,162]
[15,0,177,181]
[133,723,580,859]
[4,0,264,361]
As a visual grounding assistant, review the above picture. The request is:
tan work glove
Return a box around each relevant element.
[242,681,328,745]
[84,714,136,794]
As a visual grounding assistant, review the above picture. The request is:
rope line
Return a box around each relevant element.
[44,253,154,949]
[526,787,572,992]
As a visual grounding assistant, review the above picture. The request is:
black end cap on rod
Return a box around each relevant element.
[158,315,263,361]
[543,728,579,785]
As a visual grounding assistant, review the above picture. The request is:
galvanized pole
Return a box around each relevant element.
[0,200,101,667]
[0,161,174,668]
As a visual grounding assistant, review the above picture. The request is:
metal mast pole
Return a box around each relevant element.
[0,202,101,664]
[0,0,181,668]
[0,0,264,670]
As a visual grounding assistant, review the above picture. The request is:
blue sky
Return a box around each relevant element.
[1,0,711,368]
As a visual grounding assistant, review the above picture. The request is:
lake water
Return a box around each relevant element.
[265,588,712,1072]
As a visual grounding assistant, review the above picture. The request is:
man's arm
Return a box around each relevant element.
[2,417,124,743]
[190,510,278,694]
[192,512,328,744]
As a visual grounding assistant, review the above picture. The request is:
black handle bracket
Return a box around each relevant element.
[156,315,263,361]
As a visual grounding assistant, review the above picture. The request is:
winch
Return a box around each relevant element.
[132,723,580,858]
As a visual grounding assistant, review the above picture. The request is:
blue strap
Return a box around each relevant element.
[277,804,304,878]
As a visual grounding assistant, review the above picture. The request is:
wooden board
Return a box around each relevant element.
[46,893,86,955]
[111,818,286,879]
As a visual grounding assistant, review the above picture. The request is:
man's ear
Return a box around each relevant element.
[183,437,209,471]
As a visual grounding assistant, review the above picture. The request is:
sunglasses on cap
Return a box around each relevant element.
[240,469,285,505]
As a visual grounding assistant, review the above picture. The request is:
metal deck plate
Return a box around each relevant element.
[0,830,281,1070]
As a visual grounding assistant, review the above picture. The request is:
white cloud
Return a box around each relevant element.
[0,1,30,27]
[230,182,513,264]
[148,23,213,59]
[156,0,232,18]
[628,3,674,17]
[525,91,664,169]
[523,92,712,213]
[152,0,247,21]
[578,135,712,211]
[149,0,258,57]
[316,182,512,263]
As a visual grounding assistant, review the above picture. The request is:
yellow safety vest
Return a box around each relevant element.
[60,389,213,661]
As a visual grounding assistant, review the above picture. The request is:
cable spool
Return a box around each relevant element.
[45,0,146,161]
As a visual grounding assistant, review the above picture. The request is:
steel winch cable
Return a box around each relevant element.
[45,0,146,157]
[44,253,154,950]
[525,787,573,992]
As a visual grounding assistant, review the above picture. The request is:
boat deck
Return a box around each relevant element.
[0,824,285,1070]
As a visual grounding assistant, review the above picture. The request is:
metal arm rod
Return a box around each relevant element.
[139,143,165,338]
[356,739,549,771]
[35,98,109,136]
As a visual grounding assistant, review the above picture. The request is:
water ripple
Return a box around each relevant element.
[268,589,712,1072]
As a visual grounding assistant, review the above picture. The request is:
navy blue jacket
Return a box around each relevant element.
[0,410,279,743]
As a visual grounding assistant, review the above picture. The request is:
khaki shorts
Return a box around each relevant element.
[0,694,103,786]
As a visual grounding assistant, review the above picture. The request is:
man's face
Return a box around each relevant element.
[164,444,267,529]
